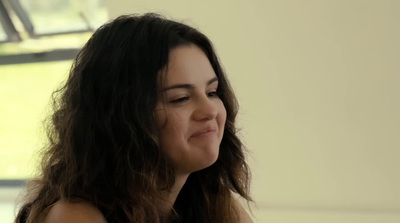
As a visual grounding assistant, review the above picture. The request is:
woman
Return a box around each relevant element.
[15,13,252,223]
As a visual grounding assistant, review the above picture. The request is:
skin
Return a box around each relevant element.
[42,201,106,223]
[42,45,252,222]
[43,199,252,223]
[156,44,226,177]
[155,44,227,210]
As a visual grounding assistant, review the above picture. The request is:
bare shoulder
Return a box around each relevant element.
[233,199,254,223]
[43,200,107,223]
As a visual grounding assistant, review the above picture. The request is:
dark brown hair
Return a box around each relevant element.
[15,13,251,223]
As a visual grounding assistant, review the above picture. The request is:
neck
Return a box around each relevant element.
[163,173,189,214]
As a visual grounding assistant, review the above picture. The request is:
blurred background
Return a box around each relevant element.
[0,0,399,222]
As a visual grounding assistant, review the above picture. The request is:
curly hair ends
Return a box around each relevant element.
[15,13,251,223]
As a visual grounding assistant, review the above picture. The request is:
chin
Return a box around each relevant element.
[197,148,220,171]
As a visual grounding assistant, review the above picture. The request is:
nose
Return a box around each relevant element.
[192,96,218,121]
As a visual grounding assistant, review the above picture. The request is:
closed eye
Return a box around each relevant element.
[170,97,190,104]
[207,91,219,98]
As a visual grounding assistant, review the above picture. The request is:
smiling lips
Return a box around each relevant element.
[191,127,217,137]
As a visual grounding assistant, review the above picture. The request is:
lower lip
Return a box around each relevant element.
[191,130,217,138]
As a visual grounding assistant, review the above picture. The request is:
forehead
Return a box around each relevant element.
[162,45,216,86]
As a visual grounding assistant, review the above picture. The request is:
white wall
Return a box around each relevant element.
[106,0,400,222]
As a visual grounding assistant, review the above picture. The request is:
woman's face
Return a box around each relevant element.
[155,45,226,176]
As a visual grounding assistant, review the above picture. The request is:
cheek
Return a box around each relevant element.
[154,106,166,128]
[157,111,186,146]
[216,103,227,140]
[154,109,173,148]
[219,103,227,126]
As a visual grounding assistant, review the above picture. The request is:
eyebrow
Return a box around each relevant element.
[162,76,219,92]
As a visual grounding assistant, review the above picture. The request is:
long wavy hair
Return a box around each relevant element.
[15,13,251,223]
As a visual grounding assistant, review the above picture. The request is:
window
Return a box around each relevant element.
[0,61,71,179]
[0,0,108,182]
[0,22,8,42]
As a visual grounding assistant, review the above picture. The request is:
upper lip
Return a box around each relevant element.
[191,127,217,137]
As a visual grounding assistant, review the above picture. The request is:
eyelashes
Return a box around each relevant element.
[170,96,190,104]
[170,91,220,104]
[207,91,219,98]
